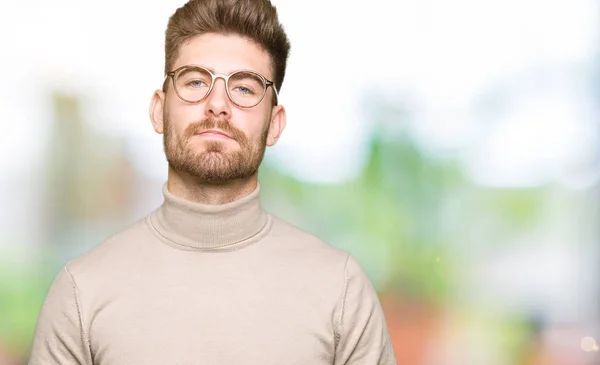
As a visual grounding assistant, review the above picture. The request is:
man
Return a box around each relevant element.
[29,0,397,364]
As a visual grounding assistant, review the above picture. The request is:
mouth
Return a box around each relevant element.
[195,129,232,139]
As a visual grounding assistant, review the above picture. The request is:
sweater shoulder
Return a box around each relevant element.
[268,214,350,262]
[64,215,153,278]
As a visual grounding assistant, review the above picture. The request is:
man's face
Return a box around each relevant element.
[154,33,284,183]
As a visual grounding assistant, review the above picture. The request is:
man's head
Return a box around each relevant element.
[150,0,291,183]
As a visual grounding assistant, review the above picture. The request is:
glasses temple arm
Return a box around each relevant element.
[267,81,279,102]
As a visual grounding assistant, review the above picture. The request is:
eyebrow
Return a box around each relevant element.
[175,64,274,81]
[186,64,263,76]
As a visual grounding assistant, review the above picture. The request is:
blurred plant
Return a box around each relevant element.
[0,259,54,360]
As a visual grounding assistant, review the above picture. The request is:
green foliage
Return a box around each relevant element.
[261,131,463,303]
[0,261,53,357]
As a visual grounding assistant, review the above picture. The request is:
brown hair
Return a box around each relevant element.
[164,0,291,93]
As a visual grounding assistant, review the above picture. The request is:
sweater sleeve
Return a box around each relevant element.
[333,254,397,365]
[28,266,92,365]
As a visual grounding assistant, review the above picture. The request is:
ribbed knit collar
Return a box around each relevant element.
[149,182,269,250]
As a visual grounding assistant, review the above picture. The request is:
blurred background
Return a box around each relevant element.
[1,0,599,364]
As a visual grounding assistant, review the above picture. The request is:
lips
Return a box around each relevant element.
[197,129,232,139]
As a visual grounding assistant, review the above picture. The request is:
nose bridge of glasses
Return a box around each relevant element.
[200,72,227,102]
[207,73,231,97]
[211,73,229,87]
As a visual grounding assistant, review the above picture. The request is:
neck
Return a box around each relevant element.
[167,166,259,204]
[149,172,269,251]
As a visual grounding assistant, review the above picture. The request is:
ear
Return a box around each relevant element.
[149,89,166,134]
[266,104,287,147]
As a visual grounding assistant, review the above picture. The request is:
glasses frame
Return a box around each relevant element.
[164,64,279,108]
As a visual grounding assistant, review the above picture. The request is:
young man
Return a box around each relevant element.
[28,1,397,364]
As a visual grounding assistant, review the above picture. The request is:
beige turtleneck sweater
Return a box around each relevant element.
[28,183,397,365]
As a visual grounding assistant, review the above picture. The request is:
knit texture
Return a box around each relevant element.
[29,183,397,365]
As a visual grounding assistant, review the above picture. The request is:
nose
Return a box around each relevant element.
[205,76,231,119]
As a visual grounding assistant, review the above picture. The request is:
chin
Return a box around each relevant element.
[190,140,225,153]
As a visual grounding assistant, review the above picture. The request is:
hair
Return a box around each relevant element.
[164,0,291,93]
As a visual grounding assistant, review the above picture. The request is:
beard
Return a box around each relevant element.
[163,114,270,183]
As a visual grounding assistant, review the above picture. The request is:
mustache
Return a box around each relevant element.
[183,118,247,144]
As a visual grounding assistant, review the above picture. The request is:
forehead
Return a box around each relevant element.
[174,33,273,79]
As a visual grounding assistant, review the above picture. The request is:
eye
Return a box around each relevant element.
[234,86,253,95]
[187,79,208,88]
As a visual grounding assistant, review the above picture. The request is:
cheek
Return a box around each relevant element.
[232,109,271,139]
[165,101,204,135]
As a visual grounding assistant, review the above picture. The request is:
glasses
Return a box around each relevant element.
[164,65,279,108]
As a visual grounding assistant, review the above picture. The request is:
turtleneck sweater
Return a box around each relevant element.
[28,183,397,365]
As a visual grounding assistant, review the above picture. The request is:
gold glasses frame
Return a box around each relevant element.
[164,64,279,108]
